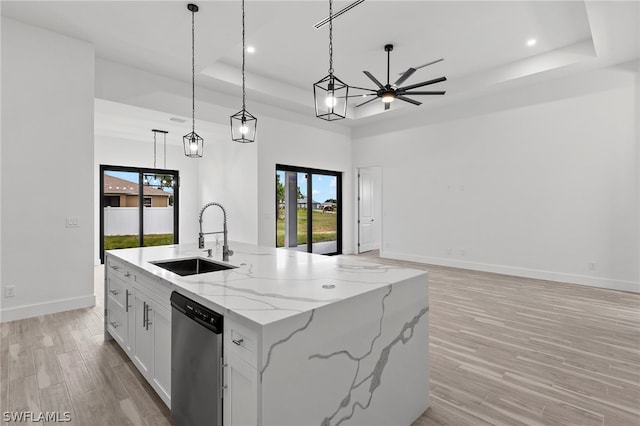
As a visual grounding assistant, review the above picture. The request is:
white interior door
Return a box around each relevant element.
[358,167,381,253]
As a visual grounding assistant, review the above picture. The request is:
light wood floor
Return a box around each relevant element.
[1,254,638,426]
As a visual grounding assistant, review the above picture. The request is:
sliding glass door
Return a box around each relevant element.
[100,165,179,263]
[276,165,342,255]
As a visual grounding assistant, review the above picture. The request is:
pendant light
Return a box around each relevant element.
[230,0,257,143]
[183,4,204,157]
[152,129,168,169]
[313,0,349,121]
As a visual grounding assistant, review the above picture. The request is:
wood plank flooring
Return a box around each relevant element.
[0,270,171,426]
[1,256,638,425]
[352,251,640,426]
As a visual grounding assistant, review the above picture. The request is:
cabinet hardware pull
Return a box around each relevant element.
[109,289,119,296]
[109,321,119,328]
[145,304,152,331]
[142,301,147,327]
[232,338,244,346]
[124,271,131,277]
[110,264,119,270]
[125,290,131,312]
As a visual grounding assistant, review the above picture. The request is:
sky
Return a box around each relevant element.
[277,171,337,203]
[104,170,174,194]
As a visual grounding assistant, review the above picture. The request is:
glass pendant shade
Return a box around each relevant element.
[183,131,203,157]
[230,109,257,143]
[314,74,349,121]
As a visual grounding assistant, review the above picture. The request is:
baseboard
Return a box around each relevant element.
[381,251,640,293]
[0,294,96,323]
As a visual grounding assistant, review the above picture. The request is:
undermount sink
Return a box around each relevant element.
[151,257,237,276]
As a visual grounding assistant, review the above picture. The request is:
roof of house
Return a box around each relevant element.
[297,198,320,204]
[104,174,169,197]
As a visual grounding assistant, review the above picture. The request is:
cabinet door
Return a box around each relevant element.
[151,301,171,406]
[124,286,135,355]
[224,355,258,426]
[133,290,153,376]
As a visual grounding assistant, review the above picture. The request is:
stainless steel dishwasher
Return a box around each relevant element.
[170,291,223,426]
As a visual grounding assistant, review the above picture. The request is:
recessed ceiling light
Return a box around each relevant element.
[246,45,256,54]
[527,38,537,47]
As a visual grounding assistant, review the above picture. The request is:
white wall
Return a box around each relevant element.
[353,66,639,292]
[198,129,259,246]
[1,18,96,321]
[94,134,200,261]
[256,116,353,252]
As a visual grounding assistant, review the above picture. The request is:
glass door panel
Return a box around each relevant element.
[311,173,338,254]
[143,173,175,247]
[103,170,140,251]
[276,165,341,255]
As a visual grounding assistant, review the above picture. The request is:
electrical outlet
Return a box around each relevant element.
[588,262,597,271]
[4,286,15,298]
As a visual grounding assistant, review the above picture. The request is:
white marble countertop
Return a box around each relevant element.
[106,242,427,326]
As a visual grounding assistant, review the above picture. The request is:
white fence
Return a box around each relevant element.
[104,207,174,235]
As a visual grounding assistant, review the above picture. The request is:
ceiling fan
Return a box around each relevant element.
[355,44,447,111]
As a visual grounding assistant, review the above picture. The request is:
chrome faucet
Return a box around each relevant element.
[198,202,233,262]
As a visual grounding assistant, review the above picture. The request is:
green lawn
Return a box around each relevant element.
[276,209,337,247]
[104,234,174,250]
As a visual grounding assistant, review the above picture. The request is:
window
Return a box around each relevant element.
[143,197,152,207]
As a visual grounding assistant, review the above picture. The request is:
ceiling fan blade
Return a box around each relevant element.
[396,95,422,106]
[363,71,384,89]
[350,85,378,92]
[356,96,379,108]
[384,102,391,111]
[397,58,444,75]
[337,94,376,99]
[398,91,446,96]
[399,76,447,92]
[393,68,416,88]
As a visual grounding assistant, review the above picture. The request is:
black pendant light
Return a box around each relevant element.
[313,0,349,121]
[230,0,257,143]
[183,4,204,157]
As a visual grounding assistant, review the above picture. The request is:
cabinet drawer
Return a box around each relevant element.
[106,303,126,346]
[106,256,127,279]
[107,275,128,309]
[133,269,171,308]
[227,322,257,368]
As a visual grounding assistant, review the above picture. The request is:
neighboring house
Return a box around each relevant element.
[297,198,320,210]
[103,174,170,208]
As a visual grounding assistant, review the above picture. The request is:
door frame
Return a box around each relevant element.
[356,165,382,254]
[276,164,343,255]
[100,164,180,263]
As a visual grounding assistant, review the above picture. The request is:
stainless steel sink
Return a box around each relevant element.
[151,258,237,276]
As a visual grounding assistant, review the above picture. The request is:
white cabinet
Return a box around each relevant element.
[224,354,258,426]
[224,319,259,426]
[104,254,171,408]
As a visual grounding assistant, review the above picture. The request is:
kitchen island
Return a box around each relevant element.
[104,242,429,426]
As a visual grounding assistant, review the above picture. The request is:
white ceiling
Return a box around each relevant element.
[2,0,639,133]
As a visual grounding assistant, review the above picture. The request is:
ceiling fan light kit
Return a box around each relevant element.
[230,0,257,143]
[358,44,447,111]
[183,3,204,158]
[314,0,350,121]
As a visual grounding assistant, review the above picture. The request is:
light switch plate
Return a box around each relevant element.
[66,216,79,227]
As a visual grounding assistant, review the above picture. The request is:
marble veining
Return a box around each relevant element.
[260,310,315,381]
[306,286,429,426]
[107,242,425,326]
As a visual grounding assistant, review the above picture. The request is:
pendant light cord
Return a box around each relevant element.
[242,0,246,111]
[328,0,333,75]
[191,8,196,134]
